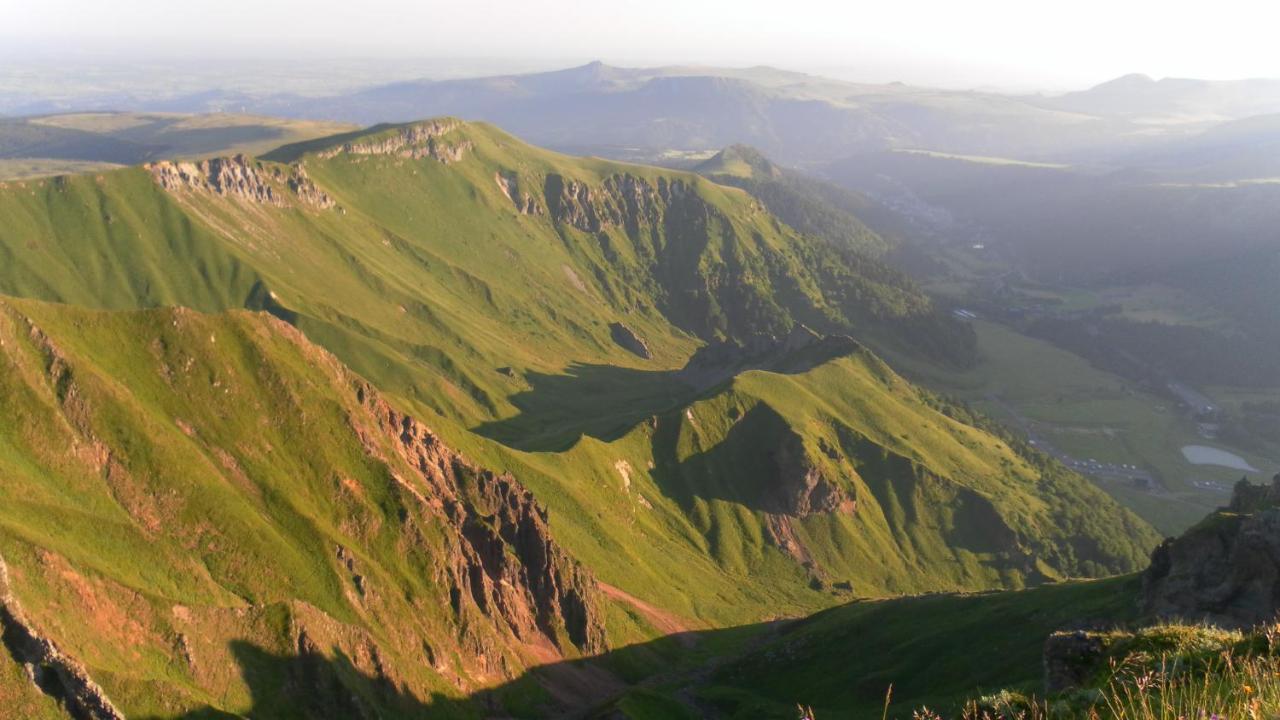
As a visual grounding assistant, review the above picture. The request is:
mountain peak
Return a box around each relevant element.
[695,144,780,179]
[1092,72,1156,90]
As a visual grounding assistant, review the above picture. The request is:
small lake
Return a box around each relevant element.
[1181,445,1259,473]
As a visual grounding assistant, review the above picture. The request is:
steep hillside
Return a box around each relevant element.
[0,298,609,718]
[595,473,1280,719]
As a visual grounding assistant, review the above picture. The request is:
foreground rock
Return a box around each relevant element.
[1142,473,1280,628]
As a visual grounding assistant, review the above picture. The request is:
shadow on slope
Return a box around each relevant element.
[148,576,1142,720]
[147,640,476,720]
[473,335,863,452]
[472,363,695,452]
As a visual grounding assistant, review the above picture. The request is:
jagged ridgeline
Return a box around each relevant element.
[0,119,1158,715]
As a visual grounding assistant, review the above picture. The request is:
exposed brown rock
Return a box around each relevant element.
[287,164,336,209]
[149,154,285,206]
[767,430,853,518]
[352,382,607,655]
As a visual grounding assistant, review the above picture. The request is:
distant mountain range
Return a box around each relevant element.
[9,62,1280,175]
[12,62,1280,167]
[1037,73,1280,124]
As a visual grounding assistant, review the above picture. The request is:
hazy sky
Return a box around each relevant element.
[6,0,1280,90]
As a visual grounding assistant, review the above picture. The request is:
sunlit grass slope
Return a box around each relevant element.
[0,119,1157,638]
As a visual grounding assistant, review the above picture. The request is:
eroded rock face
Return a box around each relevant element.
[148,156,335,209]
[1142,474,1280,627]
[543,172,694,233]
[495,171,543,215]
[287,164,336,209]
[767,430,853,518]
[150,154,286,206]
[0,555,125,720]
[353,383,607,655]
[318,119,473,163]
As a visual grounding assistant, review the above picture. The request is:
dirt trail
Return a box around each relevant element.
[598,582,696,643]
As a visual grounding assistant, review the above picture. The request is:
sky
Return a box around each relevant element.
[5,0,1280,90]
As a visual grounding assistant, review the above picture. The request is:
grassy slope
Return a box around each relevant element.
[0,297,643,718]
[0,121,1160,704]
[705,575,1142,718]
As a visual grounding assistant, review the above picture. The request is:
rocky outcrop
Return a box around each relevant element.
[495,171,542,215]
[767,430,853,518]
[286,164,336,209]
[1043,631,1106,694]
[317,119,473,163]
[150,154,286,206]
[352,383,606,655]
[148,156,335,209]
[543,172,694,233]
[608,322,651,359]
[1141,473,1280,628]
[0,554,125,720]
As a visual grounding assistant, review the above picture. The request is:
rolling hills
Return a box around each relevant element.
[0,118,1162,716]
[0,112,356,180]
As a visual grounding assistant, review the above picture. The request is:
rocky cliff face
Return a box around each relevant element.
[766,430,854,519]
[148,155,335,209]
[543,172,694,233]
[0,555,124,720]
[149,154,287,206]
[495,171,543,215]
[353,383,606,655]
[1142,474,1280,627]
[317,119,473,163]
[286,163,336,209]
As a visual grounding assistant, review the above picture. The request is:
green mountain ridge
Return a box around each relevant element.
[0,118,1160,716]
[695,144,893,258]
